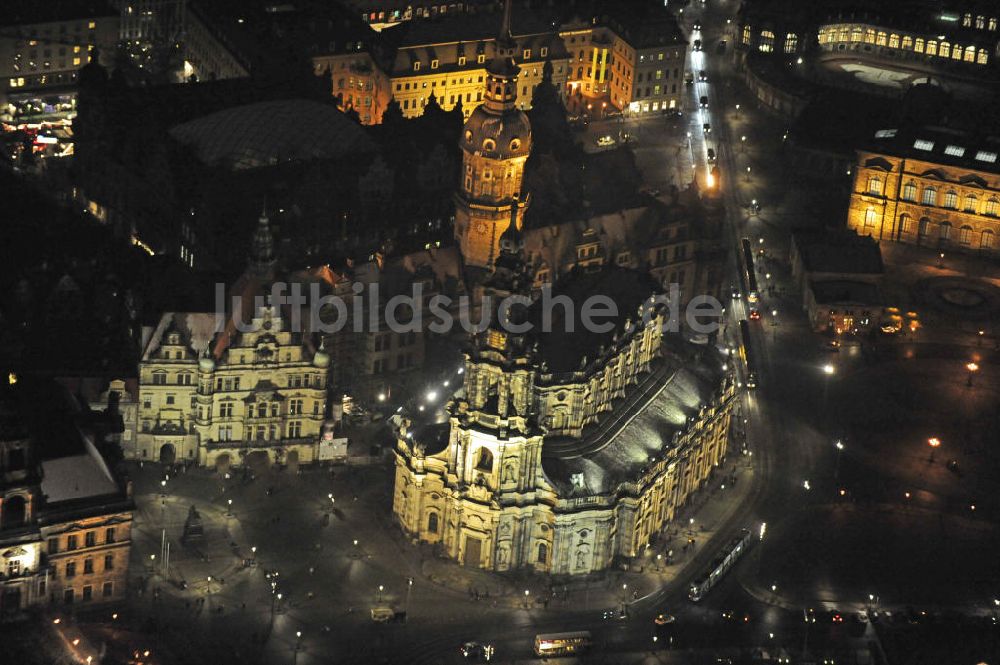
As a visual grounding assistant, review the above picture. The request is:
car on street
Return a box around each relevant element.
[654,613,676,625]
[707,148,716,162]
[602,607,628,620]
[749,309,761,321]
[699,95,708,108]
[596,135,616,147]
[730,284,740,299]
[685,72,694,85]
[693,21,702,31]
[665,109,683,118]
[825,339,841,351]
[703,123,712,134]
[693,39,702,51]
[461,642,495,661]
[698,70,708,81]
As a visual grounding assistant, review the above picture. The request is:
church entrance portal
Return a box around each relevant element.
[463,536,483,567]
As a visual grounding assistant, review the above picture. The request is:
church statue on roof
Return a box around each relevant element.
[453,0,533,270]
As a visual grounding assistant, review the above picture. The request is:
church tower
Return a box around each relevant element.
[454,0,532,269]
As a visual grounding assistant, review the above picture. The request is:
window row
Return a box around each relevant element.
[893,180,1000,215]
[61,554,116,578]
[47,528,117,554]
[61,581,114,604]
[818,26,989,64]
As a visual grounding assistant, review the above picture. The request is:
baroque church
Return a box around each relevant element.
[391,1,736,575]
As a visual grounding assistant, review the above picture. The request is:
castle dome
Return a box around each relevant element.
[461,108,531,161]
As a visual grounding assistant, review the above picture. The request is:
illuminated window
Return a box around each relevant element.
[839,27,849,42]
[889,34,900,48]
[914,38,924,53]
[926,40,937,56]
[975,150,998,163]
[944,145,965,157]
[458,56,466,66]
[913,139,934,151]
[902,35,913,50]
[818,29,828,45]
[864,207,877,229]
[88,21,96,29]
[784,33,798,52]
[73,57,80,66]
[921,187,936,206]
[867,176,883,195]
[742,25,751,45]
[939,222,952,240]
[964,195,978,212]
[430,59,438,69]
[982,229,995,248]
[965,46,976,62]
[899,213,913,234]
[901,182,917,201]
[976,15,986,29]
[759,30,774,52]
[541,47,548,57]
[876,31,887,46]
[865,28,876,44]
[939,42,950,58]
[963,13,972,27]
[413,61,421,71]
[943,191,958,209]
[959,226,973,244]
[978,49,989,64]
[523,49,531,59]
[986,197,1000,216]
[851,27,862,43]
[477,54,485,64]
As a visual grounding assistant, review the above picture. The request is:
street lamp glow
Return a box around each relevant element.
[967,362,979,372]
[928,437,941,448]
[378,393,386,402]
[835,441,844,451]
[426,390,438,402]
[822,364,835,375]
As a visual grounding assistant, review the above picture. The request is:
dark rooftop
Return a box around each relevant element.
[530,266,662,374]
[809,279,883,306]
[793,228,885,276]
[0,0,115,26]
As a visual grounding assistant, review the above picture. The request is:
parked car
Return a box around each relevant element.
[596,135,616,147]
[654,613,676,625]
[371,606,395,623]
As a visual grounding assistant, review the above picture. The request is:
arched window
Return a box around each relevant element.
[427,512,439,533]
[922,187,937,206]
[257,403,267,418]
[901,181,917,201]
[982,229,996,249]
[926,40,937,56]
[537,543,548,564]
[918,217,932,239]
[864,207,877,231]
[818,29,829,45]
[964,194,978,212]
[898,213,913,234]
[889,34,900,49]
[965,45,976,62]
[959,225,974,245]
[839,27,850,42]
[867,176,883,195]
[482,138,496,152]
[475,447,494,472]
[914,37,925,53]
[985,197,999,216]
[784,33,798,53]
[759,30,775,52]
[876,31,887,46]
[742,25,752,45]
[977,48,989,65]
[939,221,952,240]
[902,35,913,50]
[864,28,875,44]
[939,41,950,58]
[851,27,863,43]
[943,190,958,209]
[952,45,963,60]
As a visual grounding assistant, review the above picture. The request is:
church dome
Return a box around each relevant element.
[461,106,532,161]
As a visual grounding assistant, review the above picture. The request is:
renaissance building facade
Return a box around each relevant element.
[136,213,330,468]
[847,126,1000,255]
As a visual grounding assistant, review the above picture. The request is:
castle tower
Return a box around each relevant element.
[454,0,532,269]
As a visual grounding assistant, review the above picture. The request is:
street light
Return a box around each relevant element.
[735,103,740,118]
[834,440,845,480]
[928,436,941,462]
[745,165,751,182]
[377,585,384,603]
[741,135,746,153]
[524,589,530,608]
[822,363,835,405]
[966,362,979,387]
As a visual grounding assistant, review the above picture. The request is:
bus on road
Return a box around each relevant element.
[740,238,759,304]
[534,631,593,657]
[688,528,753,602]
[739,319,757,389]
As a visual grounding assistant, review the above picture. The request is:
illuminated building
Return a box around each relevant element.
[136,212,329,468]
[392,257,735,574]
[0,5,118,116]
[736,0,1000,104]
[451,1,532,269]
[847,127,1000,255]
[0,379,133,614]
